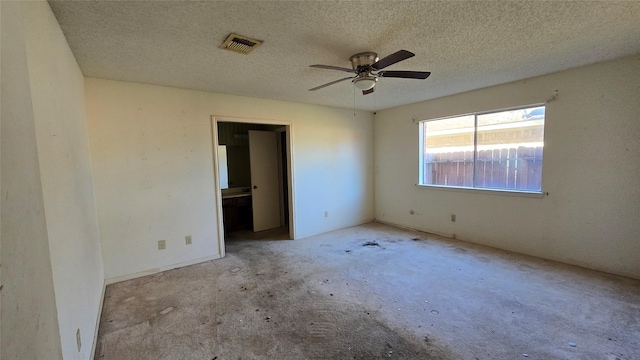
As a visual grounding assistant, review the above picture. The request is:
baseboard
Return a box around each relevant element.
[295,218,375,240]
[105,254,221,285]
[374,219,640,281]
[90,279,106,360]
[373,219,455,239]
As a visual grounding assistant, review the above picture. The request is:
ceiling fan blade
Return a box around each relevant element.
[309,64,355,73]
[371,50,415,70]
[308,76,354,91]
[362,88,375,95]
[378,70,431,79]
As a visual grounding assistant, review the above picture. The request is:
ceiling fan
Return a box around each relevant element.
[309,50,431,95]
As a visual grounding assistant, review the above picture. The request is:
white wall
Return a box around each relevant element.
[1,1,3,354]
[374,55,640,279]
[21,2,105,359]
[0,2,63,358]
[85,79,374,281]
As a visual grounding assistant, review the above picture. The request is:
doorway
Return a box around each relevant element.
[212,117,295,256]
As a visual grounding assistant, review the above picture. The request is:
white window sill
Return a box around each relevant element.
[416,184,546,198]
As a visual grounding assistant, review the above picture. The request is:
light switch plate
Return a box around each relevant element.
[158,240,166,250]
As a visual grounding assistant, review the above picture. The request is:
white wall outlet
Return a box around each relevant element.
[185,235,192,245]
[324,211,328,218]
[158,240,166,250]
[76,328,81,352]
[451,214,456,222]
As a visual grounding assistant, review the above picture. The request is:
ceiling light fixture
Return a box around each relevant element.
[353,76,377,91]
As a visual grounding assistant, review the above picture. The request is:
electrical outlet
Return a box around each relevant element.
[324,211,328,218]
[76,329,81,352]
[185,235,192,245]
[451,214,456,222]
[158,240,166,250]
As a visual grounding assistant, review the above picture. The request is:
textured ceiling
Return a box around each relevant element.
[48,1,640,111]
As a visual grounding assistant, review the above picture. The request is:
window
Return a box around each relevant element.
[419,105,545,192]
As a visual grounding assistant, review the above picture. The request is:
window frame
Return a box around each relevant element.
[418,104,546,197]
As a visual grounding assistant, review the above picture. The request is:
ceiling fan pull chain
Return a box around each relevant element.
[353,85,356,116]
[374,91,376,113]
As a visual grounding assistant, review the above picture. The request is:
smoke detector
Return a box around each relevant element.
[220,33,262,55]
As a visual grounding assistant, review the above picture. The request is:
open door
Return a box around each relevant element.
[248,130,281,232]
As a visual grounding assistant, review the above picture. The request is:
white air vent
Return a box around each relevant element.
[220,33,262,55]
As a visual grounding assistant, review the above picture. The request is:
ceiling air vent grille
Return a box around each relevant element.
[220,33,262,55]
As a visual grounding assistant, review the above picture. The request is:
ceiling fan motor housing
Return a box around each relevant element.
[350,52,379,72]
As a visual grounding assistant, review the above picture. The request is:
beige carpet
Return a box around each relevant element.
[95,222,640,359]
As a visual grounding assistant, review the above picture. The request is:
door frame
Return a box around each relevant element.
[211,116,296,257]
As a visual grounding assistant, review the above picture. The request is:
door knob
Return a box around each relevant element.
[253,185,257,189]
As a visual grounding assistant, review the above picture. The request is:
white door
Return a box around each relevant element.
[249,130,281,232]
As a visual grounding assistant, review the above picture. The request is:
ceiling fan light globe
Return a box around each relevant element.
[353,77,377,91]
